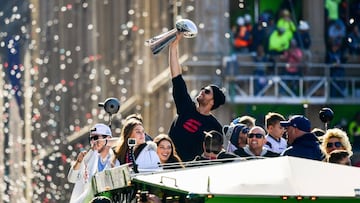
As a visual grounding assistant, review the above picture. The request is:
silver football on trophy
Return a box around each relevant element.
[175,19,198,38]
[145,19,198,55]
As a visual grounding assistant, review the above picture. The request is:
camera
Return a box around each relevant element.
[319,107,334,123]
[98,98,120,115]
[127,138,136,147]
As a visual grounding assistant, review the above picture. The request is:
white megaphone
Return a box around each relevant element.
[145,19,198,55]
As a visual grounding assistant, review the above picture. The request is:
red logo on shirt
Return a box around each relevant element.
[183,119,201,133]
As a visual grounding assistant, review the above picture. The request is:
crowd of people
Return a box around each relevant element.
[67,32,360,203]
[230,8,309,77]
[229,1,360,96]
[67,3,360,201]
[231,1,360,62]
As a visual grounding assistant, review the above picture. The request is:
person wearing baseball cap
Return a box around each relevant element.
[68,123,120,203]
[280,115,323,160]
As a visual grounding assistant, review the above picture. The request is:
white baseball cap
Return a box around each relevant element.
[90,123,112,137]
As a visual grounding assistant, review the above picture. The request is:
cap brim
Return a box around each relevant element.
[280,121,291,127]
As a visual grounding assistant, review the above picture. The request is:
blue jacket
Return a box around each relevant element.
[282,133,323,161]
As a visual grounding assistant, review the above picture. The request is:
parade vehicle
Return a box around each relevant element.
[89,156,360,203]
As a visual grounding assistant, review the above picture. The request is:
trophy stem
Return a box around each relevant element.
[145,28,178,55]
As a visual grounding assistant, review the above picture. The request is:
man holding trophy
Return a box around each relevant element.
[157,19,226,162]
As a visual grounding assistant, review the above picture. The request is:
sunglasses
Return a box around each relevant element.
[326,141,342,148]
[89,134,107,142]
[201,87,212,95]
[248,133,264,139]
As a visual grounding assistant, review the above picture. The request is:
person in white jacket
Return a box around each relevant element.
[67,123,120,203]
[113,118,162,173]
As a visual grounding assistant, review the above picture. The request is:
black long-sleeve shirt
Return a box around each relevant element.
[169,75,223,162]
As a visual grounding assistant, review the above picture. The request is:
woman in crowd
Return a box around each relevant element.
[113,118,161,172]
[320,128,353,161]
[153,134,184,169]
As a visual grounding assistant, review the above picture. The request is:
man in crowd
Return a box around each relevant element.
[192,130,238,162]
[68,123,119,203]
[234,126,279,158]
[168,34,226,161]
[280,115,323,160]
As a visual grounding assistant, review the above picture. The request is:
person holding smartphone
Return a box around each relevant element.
[113,118,162,173]
[67,123,120,203]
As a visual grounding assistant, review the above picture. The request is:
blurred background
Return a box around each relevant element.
[0,0,360,202]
